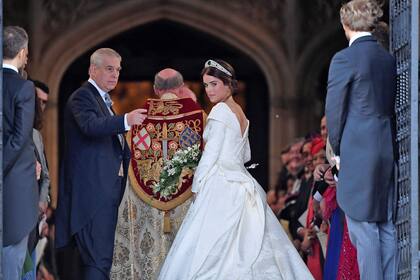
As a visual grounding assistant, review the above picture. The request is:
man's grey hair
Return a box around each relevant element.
[3,26,28,59]
[154,71,184,91]
[90,48,121,66]
[340,0,383,32]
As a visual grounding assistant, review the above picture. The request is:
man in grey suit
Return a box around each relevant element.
[2,26,39,280]
[325,1,397,279]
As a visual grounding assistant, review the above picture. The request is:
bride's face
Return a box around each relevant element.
[203,74,231,104]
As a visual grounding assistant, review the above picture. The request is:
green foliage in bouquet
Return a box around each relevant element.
[153,143,201,199]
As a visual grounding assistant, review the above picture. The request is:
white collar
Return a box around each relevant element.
[88,78,108,99]
[3,63,18,73]
[160,92,178,100]
[349,32,372,46]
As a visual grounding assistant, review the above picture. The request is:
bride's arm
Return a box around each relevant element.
[191,119,226,193]
[244,137,251,163]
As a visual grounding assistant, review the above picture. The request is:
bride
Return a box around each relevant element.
[158,59,313,280]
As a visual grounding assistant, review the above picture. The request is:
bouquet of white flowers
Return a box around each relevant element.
[153,143,202,199]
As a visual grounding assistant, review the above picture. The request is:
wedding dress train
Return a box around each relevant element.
[158,103,313,280]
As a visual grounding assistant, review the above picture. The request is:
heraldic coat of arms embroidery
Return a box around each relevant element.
[127,97,205,231]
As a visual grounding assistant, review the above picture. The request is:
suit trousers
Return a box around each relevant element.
[346,188,397,280]
[2,234,29,280]
[75,177,124,280]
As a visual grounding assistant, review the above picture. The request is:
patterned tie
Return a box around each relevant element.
[104,93,113,108]
[104,92,124,175]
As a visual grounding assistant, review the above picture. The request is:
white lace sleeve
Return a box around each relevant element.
[191,119,226,193]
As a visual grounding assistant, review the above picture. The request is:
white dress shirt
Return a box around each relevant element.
[3,63,19,73]
[349,32,372,46]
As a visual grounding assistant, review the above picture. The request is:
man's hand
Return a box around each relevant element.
[323,168,336,186]
[39,201,48,214]
[36,161,42,180]
[127,109,148,126]
[300,227,316,253]
[313,163,330,181]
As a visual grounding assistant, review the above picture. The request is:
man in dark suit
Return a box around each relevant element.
[2,26,39,280]
[325,1,397,279]
[55,48,147,279]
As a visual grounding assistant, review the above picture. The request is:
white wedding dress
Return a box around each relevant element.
[158,103,313,280]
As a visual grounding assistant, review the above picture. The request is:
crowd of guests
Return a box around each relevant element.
[267,116,360,280]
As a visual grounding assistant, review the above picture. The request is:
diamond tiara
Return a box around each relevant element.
[204,59,233,77]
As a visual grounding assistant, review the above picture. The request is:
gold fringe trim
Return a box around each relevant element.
[163,211,171,233]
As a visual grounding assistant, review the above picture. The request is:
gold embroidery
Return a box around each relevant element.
[149,100,183,116]
[146,109,204,120]
[150,159,163,183]
[136,158,162,184]
[124,100,205,212]
[136,159,153,184]
[185,119,203,134]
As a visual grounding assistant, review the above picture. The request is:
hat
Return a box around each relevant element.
[311,137,325,155]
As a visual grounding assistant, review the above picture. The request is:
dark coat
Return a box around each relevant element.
[55,82,130,248]
[326,36,396,222]
[3,68,38,246]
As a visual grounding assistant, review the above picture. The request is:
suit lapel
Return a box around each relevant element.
[84,82,111,117]
[84,81,123,150]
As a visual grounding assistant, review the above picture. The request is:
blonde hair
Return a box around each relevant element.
[340,0,383,31]
[90,48,121,66]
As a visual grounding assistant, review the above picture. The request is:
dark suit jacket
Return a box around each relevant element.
[325,36,396,222]
[55,82,130,248]
[3,68,38,246]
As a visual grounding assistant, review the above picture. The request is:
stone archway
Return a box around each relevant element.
[33,1,289,205]
[293,25,346,134]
